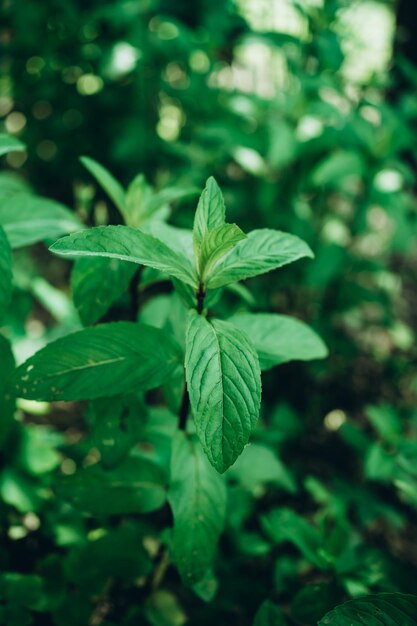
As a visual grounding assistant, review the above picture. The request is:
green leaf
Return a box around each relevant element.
[0,226,12,321]
[0,194,83,248]
[50,225,198,288]
[193,177,226,258]
[168,431,227,585]
[228,313,328,370]
[185,310,261,473]
[71,256,137,325]
[318,593,417,626]
[262,508,328,569]
[200,223,246,280]
[253,600,287,626]
[54,457,166,515]
[228,443,297,493]
[206,229,314,289]
[11,322,181,401]
[0,134,26,157]
[80,155,127,217]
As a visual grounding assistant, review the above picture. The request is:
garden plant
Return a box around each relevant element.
[2,0,417,625]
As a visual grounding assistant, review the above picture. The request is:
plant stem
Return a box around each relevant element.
[196,283,206,314]
[178,384,190,431]
[178,283,206,431]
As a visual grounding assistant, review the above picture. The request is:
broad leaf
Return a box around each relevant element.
[253,600,287,626]
[0,194,83,248]
[11,322,181,401]
[0,226,12,321]
[54,457,166,515]
[50,225,198,288]
[200,223,246,280]
[0,134,26,157]
[168,431,227,584]
[206,229,313,289]
[318,593,417,626]
[228,313,328,370]
[80,155,127,217]
[71,257,137,325]
[193,177,226,258]
[185,311,261,473]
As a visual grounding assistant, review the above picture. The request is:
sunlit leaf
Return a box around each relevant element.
[206,229,313,289]
[51,225,198,288]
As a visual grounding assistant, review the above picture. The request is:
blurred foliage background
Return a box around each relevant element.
[2,0,417,625]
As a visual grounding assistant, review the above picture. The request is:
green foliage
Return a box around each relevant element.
[1,0,417,623]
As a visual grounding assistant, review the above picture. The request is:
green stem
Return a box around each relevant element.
[178,283,206,431]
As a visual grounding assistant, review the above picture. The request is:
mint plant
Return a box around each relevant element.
[9,168,327,591]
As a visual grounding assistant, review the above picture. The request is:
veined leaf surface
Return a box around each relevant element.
[185,311,261,473]
[318,593,417,626]
[229,313,328,369]
[50,225,198,288]
[200,223,246,280]
[206,229,313,289]
[193,177,226,258]
[11,322,181,401]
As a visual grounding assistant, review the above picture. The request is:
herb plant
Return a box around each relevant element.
[2,0,417,623]
[8,164,326,591]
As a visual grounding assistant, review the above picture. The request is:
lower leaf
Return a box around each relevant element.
[168,431,227,585]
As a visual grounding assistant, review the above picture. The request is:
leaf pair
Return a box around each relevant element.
[184,310,327,473]
[50,177,313,297]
